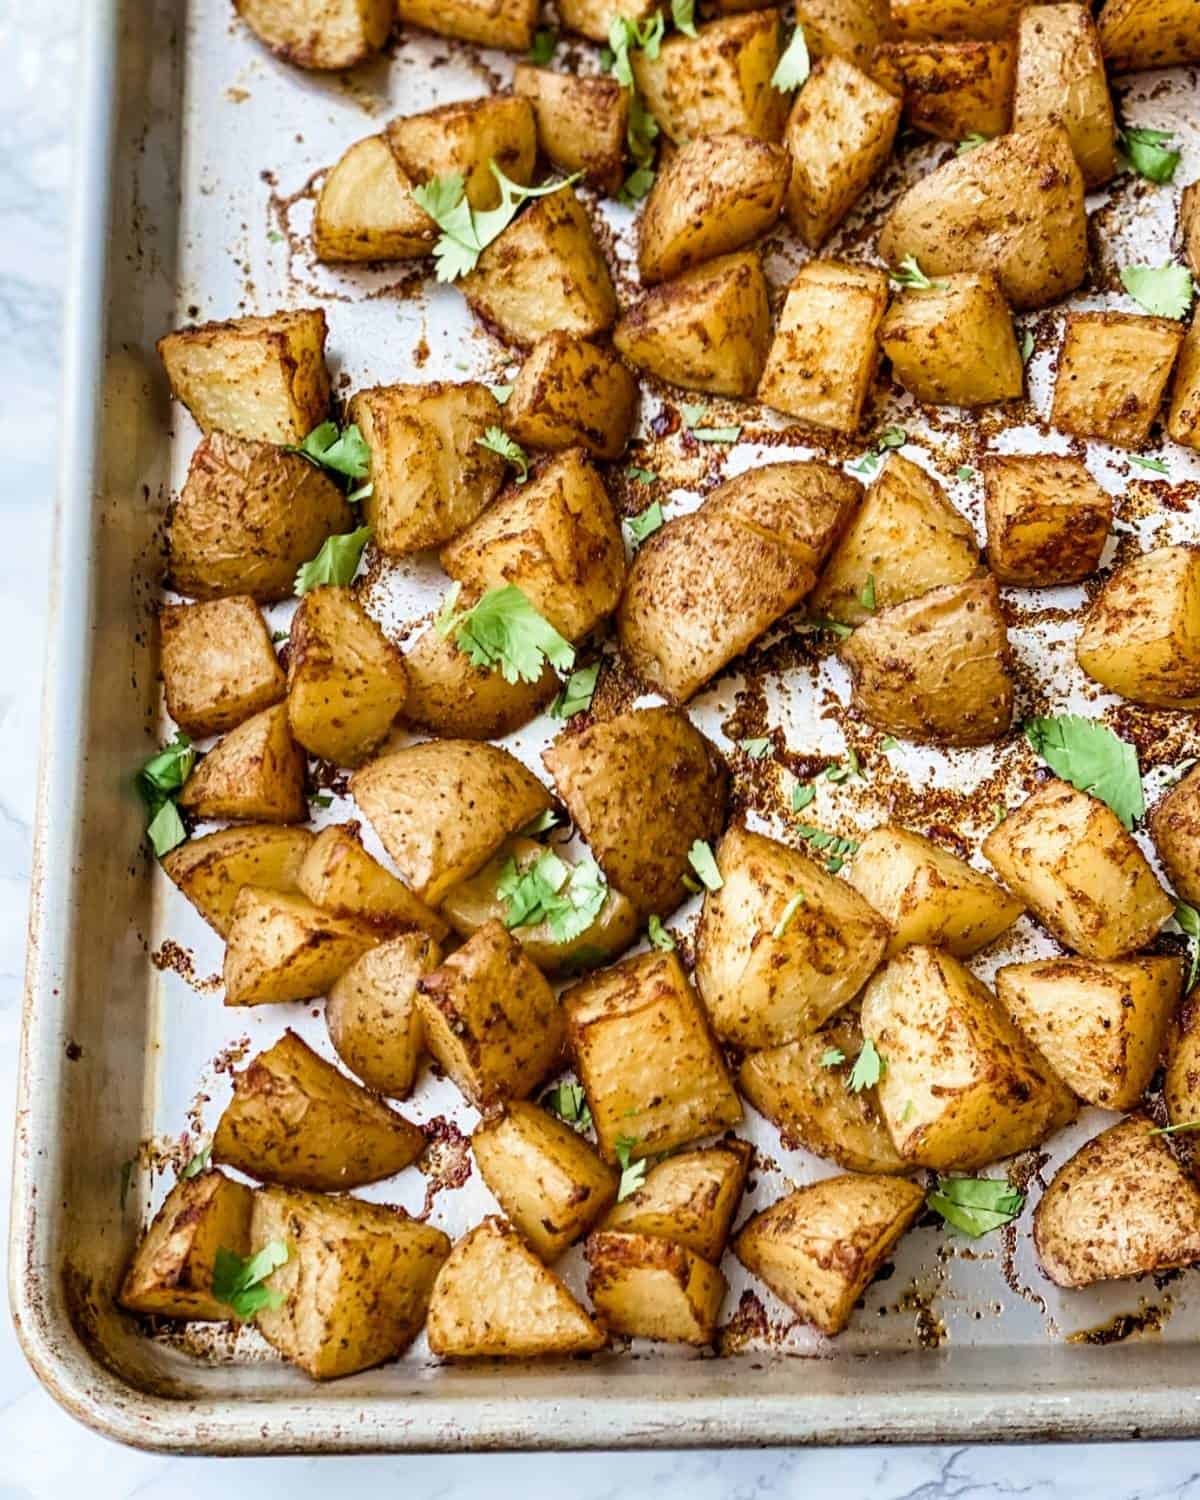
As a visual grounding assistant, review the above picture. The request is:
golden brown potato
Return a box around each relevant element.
[1164,996,1200,1127]
[585,1231,727,1345]
[1033,1117,1200,1288]
[512,67,628,196]
[564,950,742,1163]
[118,1171,253,1321]
[178,702,308,824]
[694,825,889,1048]
[297,824,448,939]
[633,11,788,144]
[878,124,1086,311]
[557,0,658,40]
[846,826,1024,958]
[983,455,1112,587]
[614,249,772,398]
[840,575,1014,746]
[349,382,506,558]
[1012,4,1115,188]
[396,0,538,50]
[1167,318,1200,450]
[617,461,861,703]
[415,921,565,1108]
[169,433,353,603]
[889,0,1023,41]
[460,188,618,349]
[1151,762,1200,907]
[757,261,890,431]
[734,1176,925,1335]
[158,309,330,445]
[401,613,559,740]
[879,273,1024,407]
[860,945,1077,1170]
[351,740,553,905]
[233,0,392,69]
[472,1101,618,1261]
[223,888,379,1006]
[251,1187,450,1379]
[983,779,1173,960]
[601,1137,753,1260]
[997,956,1182,1110]
[543,706,728,920]
[160,596,285,738]
[1076,546,1200,709]
[162,825,314,936]
[504,334,638,461]
[873,41,1014,143]
[1183,185,1200,282]
[796,0,892,68]
[326,932,441,1098]
[213,1030,425,1189]
[386,96,536,210]
[1097,0,1200,73]
[314,135,435,265]
[639,133,789,284]
[1051,312,1183,448]
[427,1216,605,1357]
[809,454,979,626]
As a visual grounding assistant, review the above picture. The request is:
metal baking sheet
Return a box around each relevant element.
[12,0,1200,1454]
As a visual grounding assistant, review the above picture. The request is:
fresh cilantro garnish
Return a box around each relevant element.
[1129,454,1168,475]
[1118,126,1181,185]
[901,1099,915,1122]
[477,426,529,482]
[819,1047,845,1068]
[773,892,806,939]
[139,733,195,858]
[825,748,862,784]
[797,616,854,641]
[1024,715,1143,829]
[881,736,899,750]
[628,466,658,484]
[772,24,810,91]
[957,466,975,481]
[878,426,907,450]
[212,1241,289,1321]
[956,132,989,155]
[519,808,559,836]
[860,574,876,612]
[310,792,333,809]
[271,630,288,643]
[618,163,656,205]
[849,426,906,479]
[1020,329,1035,364]
[614,1133,648,1201]
[1175,902,1200,991]
[687,839,723,891]
[1150,1118,1200,1137]
[647,914,675,951]
[607,13,664,83]
[180,1145,211,1179]
[496,850,609,942]
[627,501,664,544]
[412,163,581,282]
[927,1176,1024,1237]
[528,26,557,63]
[890,255,943,291]
[671,0,697,36]
[680,402,741,443]
[436,582,575,684]
[606,16,663,188]
[294,525,372,596]
[1120,263,1196,319]
[488,383,513,405]
[287,420,372,500]
[795,823,859,874]
[741,737,771,759]
[550,662,600,719]
[847,1038,885,1092]
[791,781,815,812]
[543,1081,592,1132]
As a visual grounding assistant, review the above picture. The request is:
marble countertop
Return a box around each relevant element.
[1,2,1198,1494]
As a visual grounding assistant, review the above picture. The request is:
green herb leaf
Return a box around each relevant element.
[741,737,771,759]
[1129,454,1168,475]
[772,24,810,91]
[797,616,854,641]
[141,733,195,798]
[477,426,529,482]
[901,1099,914,1123]
[212,1241,289,1321]
[956,132,989,154]
[687,839,723,891]
[1175,902,1200,990]
[488,383,514,405]
[819,1047,845,1068]
[145,794,186,857]
[956,466,975,481]
[628,466,658,484]
[671,0,697,36]
[848,452,883,479]
[1150,1118,1200,1137]
[543,1080,592,1132]
[847,1037,885,1092]
[681,404,742,443]
[548,859,609,942]
[1120,263,1196,319]
[890,255,942,291]
[519,808,559,836]
[860,573,876,611]
[878,426,907,450]
[412,163,581,282]
[1119,126,1181,185]
[927,1176,1025,1237]
[1019,329,1035,364]
[288,420,371,483]
[496,849,609,942]
[550,662,600,719]
[627,501,664,544]
[180,1145,211,1180]
[528,26,557,63]
[647,914,676,951]
[1024,715,1144,829]
[294,525,372,595]
[614,1133,649,1200]
[773,892,806,939]
[436,582,575,685]
[791,781,815,812]
[311,793,333,809]
[881,736,899,750]
[795,824,859,873]
[618,163,656,205]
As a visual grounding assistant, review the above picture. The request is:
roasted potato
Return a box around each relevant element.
[396,0,538,50]
[809,454,979,626]
[504,333,638,460]
[543,706,728,920]
[1097,0,1200,73]
[846,825,1024,958]
[1182,184,1200,281]
[757,261,890,431]
[632,11,788,143]
[213,1029,425,1189]
[617,461,861,702]
[1033,1117,1200,1288]
[118,1170,253,1321]
[601,1137,753,1261]
[878,124,1086,311]
[415,920,565,1108]
[427,1216,606,1356]
[889,0,1023,41]
[233,0,392,69]
[1150,761,1200,907]
[314,135,435,264]
[512,67,628,196]
[160,596,285,739]
[1051,312,1183,447]
[460,187,618,349]
[614,249,772,398]
[639,133,790,284]
[297,824,448,938]
[734,1176,925,1335]
[1167,317,1200,450]
[983,779,1173,960]
[326,932,441,1098]
[351,740,553,905]
[168,432,353,603]
[385,96,536,210]
[983,455,1112,587]
[1076,545,1200,709]
[879,272,1024,408]
[1012,4,1115,189]
[840,575,1014,746]
[564,950,743,1163]
[472,1100,618,1260]
[177,701,308,824]
[585,1231,727,1345]
[158,308,330,445]
[874,41,1014,143]
[860,945,1077,1170]
[1164,995,1200,1127]
[222,888,379,1005]
[162,825,313,936]
[251,1187,450,1379]
[694,825,889,1048]
[348,382,506,557]
[795,0,892,68]
[402,612,559,740]
[557,0,659,41]
[997,956,1182,1110]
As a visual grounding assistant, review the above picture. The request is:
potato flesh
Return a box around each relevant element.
[161,596,286,738]
[162,825,314,937]
[505,333,638,460]
[1076,545,1200,709]
[326,933,440,1098]
[600,1139,752,1261]
[1183,185,1200,281]
[401,616,559,741]
[873,41,1014,143]
[234,0,392,69]
[177,701,308,824]
[632,12,788,144]
[1013,4,1116,189]
[1167,318,1200,451]
[1150,762,1200,907]
[879,273,1024,408]
[557,0,658,42]
[385,97,536,212]
[586,1231,727,1345]
[119,1171,253,1321]
[1051,312,1184,447]
[1097,0,1200,73]
[314,135,435,264]
[889,0,1024,41]
[982,454,1112,587]
[396,0,539,50]
[1165,1008,1200,1127]
[297,824,449,939]
[512,66,628,196]
[223,887,380,1006]
[795,0,892,68]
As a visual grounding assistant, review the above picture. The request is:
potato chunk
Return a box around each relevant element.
[543,706,728,920]
[983,779,1173,960]
[564,951,742,1163]
[402,614,558,740]
[879,273,1024,408]
[314,135,435,265]
[614,249,772,398]
[213,1029,425,1190]
[1013,4,1115,188]
[1150,762,1200,907]
[1051,312,1183,447]
[396,0,538,50]
[252,1188,450,1379]
[297,824,448,939]
[223,888,379,1006]
[161,596,285,738]
[1167,319,1200,450]
[633,11,787,143]
[694,825,889,1048]
[233,0,392,69]
[504,334,637,460]
[1183,185,1200,281]
[158,308,330,445]
[757,261,889,432]
[415,921,565,1109]
[119,1171,253,1321]
[326,932,441,1098]
[795,0,892,68]
[348,382,506,557]
[557,0,658,42]
[997,956,1182,1111]
[178,702,307,824]
[472,1101,618,1261]
[162,825,313,936]
[428,1217,605,1357]
[1076,545,1200,709]
[889,0,1023,41]
[1165,1000,1200,1127]
[878,124,1086,310]
[860,945,1076,1170]
[1034,1117,1200,1288]
[1097,0,1200,73]
[983,455,1112,587]
[809,454,979,626]
[734,1176,925,1335]
[618,461,861,702]
[586,1232,727,1345]
[601,1138,753,1261]
[512,67,628,196]
[840,575,1014,746]
[385,96,536,210]
[873,41,1014,143]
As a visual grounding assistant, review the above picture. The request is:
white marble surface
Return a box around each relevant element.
[1,2,1200,1494]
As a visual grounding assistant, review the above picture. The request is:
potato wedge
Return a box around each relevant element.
[586,1231,727,1345]
[1013,4,1115,188]
[795,0,892,68]
[326,932,441,1098]
[178,702,307,824]
[512,67,628,196]
[223,888,379,1006]
[1076,545,1200,709]
[297,824,448,939]
[879,273,1024,407]
[601,1137,753,1261]
[1183,185,1200,282]
[1150,761,1200,907]
[118,1171,253,1321]
[233,0,392,69]
[1166,317,1200,451]
[402,612,559,740]
[314,135,435,264]
[385,96,536,210]
[873,41,1014,143]
[632,11,788,143]
[396,0,538,50]
[505,333,638,459]
[1051,312,1183,447]
[889,0,1023,41]
[1164,996,1200,1127]
[1097,0,1200,73]
[162,825,314,937]
[983,455,1112,587]
[161,596,285,738]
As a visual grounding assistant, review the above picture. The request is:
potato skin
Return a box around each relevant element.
[386,96,536,211]
[879,272,1024,408]
[297,823,449,940]
[119,1171,253,1322]
[1013,4,1116,189]
[160,596,286,738]
[326,932,441,1098]
[512,66,628,196]
[557,0,658,42]
[1167,317,1200,451]
[585,1231,727,1345]
[234,0,392,69]
[983,455,1112,588]
[162,825,314,937]
[222,887,380,1006]
[314,135,435,264]
[1165,994,1200,1128]
[1076,545,1200,709]
[890,0,1023,41]
[1182,184,1200,282]
[795,0,892,68]
[178,702,308,825]
[1150,761,1200,907]
[600,1138,752,1261]
[1051,312,1184,448]
[401,614,559,741]
[396,0,538,50]
[873,40,1014,143]
[1096,0,1200,74]
[505,333,638,460]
